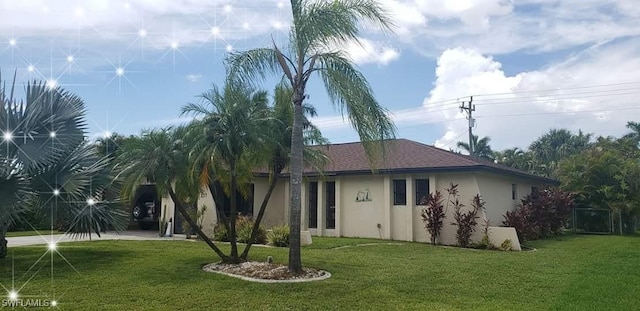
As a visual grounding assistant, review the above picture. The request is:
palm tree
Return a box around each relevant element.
[495,147,530,170]
[227,0,396,273]
[117,128,231,261]
[239,84,328,260]
[529,129,592,177]
[181,80,271,263]
[0,74,128,258]
[457,135,494,161]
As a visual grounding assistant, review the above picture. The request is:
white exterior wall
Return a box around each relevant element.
[253,178,288,228]
[475,173,538,226]
[433,172,482,246]
[339,175,386,239]
[197,187,218,236]
[158,170,545,247]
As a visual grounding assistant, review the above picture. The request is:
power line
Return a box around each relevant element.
[475,106,640,118]
[474,89,640,106]
[470,81,640,98]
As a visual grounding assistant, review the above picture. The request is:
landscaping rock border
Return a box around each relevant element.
[203,262,331,283]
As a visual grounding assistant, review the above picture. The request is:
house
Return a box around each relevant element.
[156,139,557,248]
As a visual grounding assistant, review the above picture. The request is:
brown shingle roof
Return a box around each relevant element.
[301,139,557,184]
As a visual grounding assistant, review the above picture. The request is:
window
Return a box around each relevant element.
[393,179,407,205]
[326,181,336,229]
[531,186,539,194]
[415,179,430,205]
[216,183,254,217]
[511,184,517,200]
[308,182,318,229]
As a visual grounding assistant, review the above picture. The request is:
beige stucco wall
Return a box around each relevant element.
[253,178,288,228]
[476,173,538,226]
[157,169,543,248]
[160,193,175,234]
[339,175,386,239]
[194,178,289,232]
[197,187,218,236]
[487,227,521,251]
[432,172,482,246]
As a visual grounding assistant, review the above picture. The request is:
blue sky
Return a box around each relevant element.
[1,0,639,151]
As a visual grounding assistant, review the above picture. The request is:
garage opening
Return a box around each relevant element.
[131,185,160,230]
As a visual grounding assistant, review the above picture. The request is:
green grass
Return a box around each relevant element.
[1,235,639,310]
[5,230,57,237]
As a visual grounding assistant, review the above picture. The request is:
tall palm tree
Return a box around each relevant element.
[0,74,127,258]
[227,0,396,273]
[457,135,494,161]
[239,84,328,260]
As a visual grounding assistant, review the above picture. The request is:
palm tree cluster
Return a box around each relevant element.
[0,73,128,259]
[116,81,328,264]
[493,129,593,178]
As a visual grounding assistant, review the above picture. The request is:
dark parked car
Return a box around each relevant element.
[132,201,158,230]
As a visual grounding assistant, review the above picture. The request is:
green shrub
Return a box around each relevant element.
[236,215,267,244]
[213,222,229,242]
[500,239,513,251]
[213,215,267,244]
[267,225,290,247]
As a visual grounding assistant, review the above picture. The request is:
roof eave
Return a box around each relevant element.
[254,165,559,185]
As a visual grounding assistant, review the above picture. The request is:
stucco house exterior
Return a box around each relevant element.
[156,139,557,248]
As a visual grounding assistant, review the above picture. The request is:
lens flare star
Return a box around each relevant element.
[2,131,12,142]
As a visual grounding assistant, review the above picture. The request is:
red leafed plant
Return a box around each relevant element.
[420,190,446,245]
[450,189,483,248]
[503,187,574,242]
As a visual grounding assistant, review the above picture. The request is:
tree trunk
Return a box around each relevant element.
[0,229,7,259]
[288,98,305,274]
[208,181,231,235]
[241,173,278,260]
[168,188,229,262]
[228,161,240,263]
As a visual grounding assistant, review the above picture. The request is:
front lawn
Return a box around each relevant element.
[1,235,638,310]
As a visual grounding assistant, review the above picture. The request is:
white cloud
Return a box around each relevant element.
[0,0,286,49]
[426,40,640,150]
[387,0,640,55]
[312,39,640,150]
[186,74,202,82]
[2,0,636,59]
[342,38,400,65]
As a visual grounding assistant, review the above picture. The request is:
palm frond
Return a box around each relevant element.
[226,48,282,87]
[295,0,393,53]
[315,52,396,166]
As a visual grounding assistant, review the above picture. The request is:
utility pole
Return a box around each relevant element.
[460,96,475,157]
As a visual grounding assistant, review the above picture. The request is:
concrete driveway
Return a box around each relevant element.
[7,231,185,247]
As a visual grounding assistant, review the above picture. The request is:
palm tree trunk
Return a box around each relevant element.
[168,188,229,262]
[0,226,7,259]
[240,173,278,260]
[208,181,231,235]
[229,161,240,263]
[288,98,304,274]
